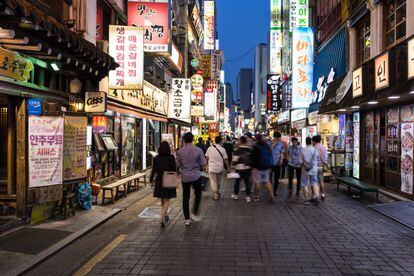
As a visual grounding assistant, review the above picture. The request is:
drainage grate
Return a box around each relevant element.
[138,207,161,218]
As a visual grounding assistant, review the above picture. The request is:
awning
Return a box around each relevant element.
[313,27,347,90]
[168,119,192,127]
[107,101,167,122]
[318,75,348,114]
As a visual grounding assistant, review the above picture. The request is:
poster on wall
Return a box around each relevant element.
[63,116,87,180]
[127,1,169,52]
[109,25,144,90]
[353,112,360,179]
[29,116,64,188]
[203,1,215,50]
[121,117,136,177]
[401,123,414,194]
[292,27,314,108]
[168,78,191,121]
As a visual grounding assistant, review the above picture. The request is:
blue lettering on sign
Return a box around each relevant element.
[27,98,42,115]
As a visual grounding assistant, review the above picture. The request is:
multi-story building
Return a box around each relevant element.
[253,44,269,124]
[236,68,253,119]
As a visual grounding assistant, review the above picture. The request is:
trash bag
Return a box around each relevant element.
[76,182,92,210]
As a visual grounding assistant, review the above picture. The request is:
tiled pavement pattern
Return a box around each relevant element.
[88,180,414,275]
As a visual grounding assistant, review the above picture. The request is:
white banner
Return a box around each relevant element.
[204,89,217,120]
[168,78,191,121]
[29,116,64,188]
[401,123,414,194]
[203,1,215,50]
[109,25,144,90]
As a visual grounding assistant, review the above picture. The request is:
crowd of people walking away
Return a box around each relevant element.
[150,131,328,227]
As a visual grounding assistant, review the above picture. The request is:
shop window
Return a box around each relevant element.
[315,0,342,43]
[384,0,406,48]
[121,117,137,176]
[355,14,371,65]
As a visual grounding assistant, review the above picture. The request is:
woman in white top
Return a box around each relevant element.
[300,137,320,205]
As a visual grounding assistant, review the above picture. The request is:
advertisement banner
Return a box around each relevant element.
[85,92,106,113]
[109,25,144,90]
[269,30,282,74]
[204,87,217,121]
[266,74,281,112]
[401,123,414,194]
[168,78,191,121]
[290,0,309,31]
[127,1,169,52]
[292,27,314,108]
[63,116,87,181]
[353,112,360,179]
[203,1,215,50]
[200,54,212,79]
[29,116,64,188]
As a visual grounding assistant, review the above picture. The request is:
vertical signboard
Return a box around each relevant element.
[203,1,215,50]
[266,75,281,112]
[353,112,360,179]
[63,116,87,181]
[352,67,363,98]
[168,78,191,121]
[375,52,389,91]
[408,38,414,79]
[204,80,218,121]
[292,27,314,108]
[282,79,292,111]
[29,116,64,187]
[290,0,309,31]
[109,25,144,90]
[401,122,414,194]
[269,0,282,75]
[270,0,281,28]
[127,1,169,52]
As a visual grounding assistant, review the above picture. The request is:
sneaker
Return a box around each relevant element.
[185,219,191,226]
[321,194,325,201]
[246,196,252,203]
[304,200,311,205]
[231,194,239,200]
[190,213,202,222]
[213,193,219,200]
[253,196,260,202]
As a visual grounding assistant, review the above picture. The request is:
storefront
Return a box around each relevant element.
[290,109,308,146]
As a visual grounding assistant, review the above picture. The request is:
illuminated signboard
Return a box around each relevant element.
[203,1,215,50]
[290,0,309,31]
[269,0,282,75]
[168,78,191,121]
[266,74,281,112]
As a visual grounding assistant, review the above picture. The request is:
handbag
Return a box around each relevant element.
[162,171,180,189]
[213,144,228,171]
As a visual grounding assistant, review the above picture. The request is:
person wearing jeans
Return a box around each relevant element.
[287,137,303,198]
[231,136,252,202]
[177,132,206,226]
[271,131,285,196]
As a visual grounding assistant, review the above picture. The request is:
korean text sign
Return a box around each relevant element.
[266,75,281,112]
[0,47,33,82]
[168,78,191,121]
[203,1,215,50]
[290,0,309,31]
[127,1,169,52]
[29,116,64,188]
[109,25,144,90]
[63,116,87,181]
[292,27,314,109]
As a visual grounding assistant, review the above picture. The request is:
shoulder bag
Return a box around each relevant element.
[213,144,229,171]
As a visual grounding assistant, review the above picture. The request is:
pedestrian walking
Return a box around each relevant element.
[251,134,276,202]
[312,135,328,201]
[287,137,302,198]
[176,132,206,226]
[245,132,255,148]
[271,131,285,196]
[150,141,177,226]
[206,136,230,200]
[196,137,207,154]
[223,136,234,168]
[300,137,320,205]
[231,135,253,202]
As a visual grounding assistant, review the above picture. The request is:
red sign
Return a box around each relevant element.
[128,1,169,52]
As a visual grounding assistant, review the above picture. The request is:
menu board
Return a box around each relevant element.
[63,116,87,181]
[29,116,64,187]
[401,123,414,194]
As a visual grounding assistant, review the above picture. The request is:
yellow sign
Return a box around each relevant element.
[408,38,414,80]
[352,67,363,98]
[200,54,211,79]
[375,52,389,91]
[0,47,33,81]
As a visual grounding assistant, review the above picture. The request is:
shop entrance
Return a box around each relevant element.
[361,111,386,187]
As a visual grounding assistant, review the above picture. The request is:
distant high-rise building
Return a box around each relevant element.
[236,68,253,118]
[253,44,269,123]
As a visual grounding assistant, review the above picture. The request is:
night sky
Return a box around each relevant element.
[217,0,269,101]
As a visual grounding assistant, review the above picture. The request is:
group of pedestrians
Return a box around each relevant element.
[150,131,328,227]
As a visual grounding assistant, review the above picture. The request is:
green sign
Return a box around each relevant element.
[271,0,281,29]
[191,58,199,68]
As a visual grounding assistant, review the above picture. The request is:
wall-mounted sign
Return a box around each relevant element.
[401,122,414,194]
[266,74,281,112]
[290,0,309,31]
[270,0,281,28]
[29,116,64,187]
[375,52,389,91]
[408,38,414,80]
[292,27,314,108]
[191,74,204,104]
[353,112,360,179]
[0,47,33,82]
[278,110,290,123]
[200,54,211,79]
[191,106,204,117]
[351,67,362,98]
[204,82,217,121]
[203,1,215,50]
[269,29,282,74]
[169,43,183,73]
[211,52,221,80]
[191,58,199,68]
[63,116,87,181]
[109,25,144,90]
[85,92,107,113]
[191,5,204,40]
[127,1,169,52]
[308,111,330,125]
[27,98,42,115]
[282,79,292,111]
[291,108,307,122]
[168,78,191,121]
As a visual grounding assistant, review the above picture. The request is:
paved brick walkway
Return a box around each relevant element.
[88,179,414,276]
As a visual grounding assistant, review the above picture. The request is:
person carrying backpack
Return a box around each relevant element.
[251,134,276,202]
[231,135,253,202]
[300,137,320,205]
